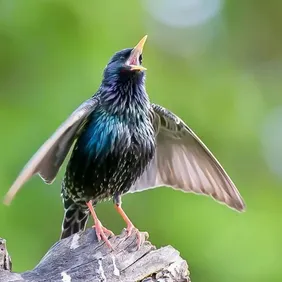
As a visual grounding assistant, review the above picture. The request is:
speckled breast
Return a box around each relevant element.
[62,111,155,204]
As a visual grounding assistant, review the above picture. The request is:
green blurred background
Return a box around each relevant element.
[1,0,282,281]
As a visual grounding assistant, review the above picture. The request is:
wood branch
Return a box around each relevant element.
[0,229,190,282]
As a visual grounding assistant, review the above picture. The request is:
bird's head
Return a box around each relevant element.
[103,35,147,85]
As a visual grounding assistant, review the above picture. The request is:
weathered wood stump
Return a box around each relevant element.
[0,229,190,281]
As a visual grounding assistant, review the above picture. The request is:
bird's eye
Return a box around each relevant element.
[139,54,143,64]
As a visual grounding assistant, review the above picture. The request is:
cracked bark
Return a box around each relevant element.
[0,229,190,282]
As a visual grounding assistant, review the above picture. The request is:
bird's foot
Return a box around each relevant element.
[86,200,114,249]
[126,223,141,250]
[93,224,114,237]
[92,221,114,249]
[114,203,142,249]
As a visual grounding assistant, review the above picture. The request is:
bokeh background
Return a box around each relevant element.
[0,0,282,281]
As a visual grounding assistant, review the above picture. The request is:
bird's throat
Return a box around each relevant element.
[100,79,150,117]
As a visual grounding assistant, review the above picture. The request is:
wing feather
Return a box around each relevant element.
[4,97,99,205]
[130,104,245,212]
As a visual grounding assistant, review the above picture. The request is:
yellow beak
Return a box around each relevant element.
[127,35,147,71]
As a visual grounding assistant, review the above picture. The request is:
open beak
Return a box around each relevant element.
[126,35,147,71]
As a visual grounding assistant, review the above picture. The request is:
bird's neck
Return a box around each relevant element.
[99,79,150,118]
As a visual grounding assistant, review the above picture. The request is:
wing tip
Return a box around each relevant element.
[238,202,246,212]
[3,184,20,205]
[3,192,14,206]
[229,198,246,213]
[212,190,246,213]
[2,179,27,206]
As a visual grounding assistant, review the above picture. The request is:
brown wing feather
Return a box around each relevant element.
[130,104,245,212]
[3,97,99,205]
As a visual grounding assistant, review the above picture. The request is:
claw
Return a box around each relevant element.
[93,224,114,237]
[92,222,114,249]
[126,224,141,249]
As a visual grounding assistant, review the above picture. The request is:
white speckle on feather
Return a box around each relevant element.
[98,258,107,281]
[70,233,80,250]
[111,255,120,276]
[61,271,71,282]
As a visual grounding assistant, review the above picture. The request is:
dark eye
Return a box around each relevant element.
[139,54,143,64]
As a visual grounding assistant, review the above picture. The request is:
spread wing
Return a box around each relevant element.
[4,97,99,205]
[130,104,245,212]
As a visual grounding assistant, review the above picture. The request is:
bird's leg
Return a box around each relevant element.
[114,195,141,249]
[86,201,114,249]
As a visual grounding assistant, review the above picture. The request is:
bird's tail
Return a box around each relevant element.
[60,199,89,239]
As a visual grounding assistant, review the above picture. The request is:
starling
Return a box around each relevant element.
[4,36,245,248]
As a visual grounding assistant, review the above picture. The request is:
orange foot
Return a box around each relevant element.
[125,222,142,250]
[115,204,142,250]
[86,200,114,250]
[92,221,114,249]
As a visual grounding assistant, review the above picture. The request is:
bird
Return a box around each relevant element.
[4,35,245,249]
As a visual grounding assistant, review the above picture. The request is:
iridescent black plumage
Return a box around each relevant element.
[61,49,155,237]
[5,36,245,243]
